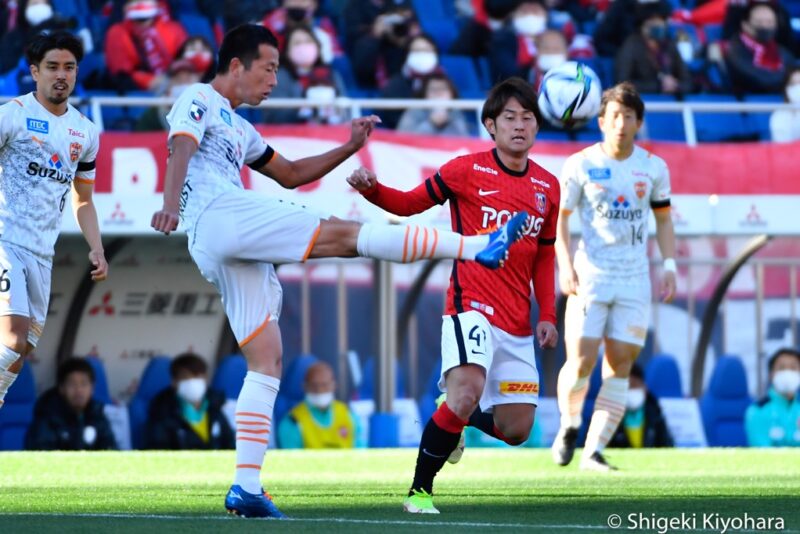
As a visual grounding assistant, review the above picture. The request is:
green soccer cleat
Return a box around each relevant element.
[435,393,465,464]
[403,489,440,514]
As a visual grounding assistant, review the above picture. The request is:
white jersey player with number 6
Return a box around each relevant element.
[0,32,108,409]
[551,82,677,472]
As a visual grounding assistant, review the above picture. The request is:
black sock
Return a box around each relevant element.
[468,406,500,439]
[409,418,461,495]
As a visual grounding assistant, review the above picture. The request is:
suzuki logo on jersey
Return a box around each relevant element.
[481,207,544,237]
[48,153,63,170]
[634,181,647,199]
[27,161,73,184]
[596,195,643,221]
[26,118,49,134]
[473,163,498,175]
[535,192,546,214]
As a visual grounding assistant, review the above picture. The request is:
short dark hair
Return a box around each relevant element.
[25,30,84,67]
[767,348,800,372]
[599,81,645,121]
[217,24,279,74]
[170,353,208,379]
[481,77,543,135]
[57,358,95,386]
[418,72,459,99]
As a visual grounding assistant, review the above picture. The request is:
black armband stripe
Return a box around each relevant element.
[77,160,96,172]
[651,199,671,209]
[247,146,275,170]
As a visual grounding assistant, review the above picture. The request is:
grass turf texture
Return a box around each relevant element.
[1,449,798,533]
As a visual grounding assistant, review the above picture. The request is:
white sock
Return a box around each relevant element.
[233,371,280,494]
[356,224,489,263]
[0,369,18,407]
[583,376,628,456]
[0,344,20,371]
[557,361,590,429]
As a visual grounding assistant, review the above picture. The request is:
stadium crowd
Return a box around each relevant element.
[0,0,798,139]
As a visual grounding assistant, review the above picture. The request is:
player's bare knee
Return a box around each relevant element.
[447,389,480,420]
[503,429,530,446]
[1,332,28,355]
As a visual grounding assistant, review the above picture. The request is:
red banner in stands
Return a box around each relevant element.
[63,127,800,236]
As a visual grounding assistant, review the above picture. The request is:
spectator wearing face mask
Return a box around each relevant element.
[488,0,551,83]
[528,29,568,91]
[725,2,794,94]
[615,12,692,94]
[25,358,117,451]
[770,67,800,142]
[263,24,347,124]
[342,0,421,89]
[263,0,342,64]
[745,348,800,447]
[608,363,674,449]
[722,0,797,56]
[104,0,188,92]
[0,0,76,74]
[175,35,215,83]
[593,0,673,58]
[135,57,203,131]
[277,362,361,449]
[380,34,441,129]
[145,353,235,450]
[396,72,470,136]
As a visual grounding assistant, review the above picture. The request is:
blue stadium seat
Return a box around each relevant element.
[211,354,247,400]
[412,0,458,51]
[331,55,376,98]
[77,52,106,85]
[742,94,783,141]
[594,57,615,90]
[85,356,112,404]
[356,356,407,400]
[645,353,683,398]
[418,361,442,424]
[703,24,723,43]
[0,363,36,450]
[642,94,686,142]
[179,13,216,48]
[685,94,748,142]
[699,355,751,446]
[273,353,319,440]
[439,55,484,99]
[128,356,172,449]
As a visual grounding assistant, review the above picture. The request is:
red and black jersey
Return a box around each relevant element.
[363,149,560,336]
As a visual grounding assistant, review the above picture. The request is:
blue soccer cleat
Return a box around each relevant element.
[475,211,530,269]
[224,485,287,519]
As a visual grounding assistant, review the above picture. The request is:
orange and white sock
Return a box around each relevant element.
[583,377,628,456]
[233,371,279,494]
[557,360,590,429]
[356,224,489,263]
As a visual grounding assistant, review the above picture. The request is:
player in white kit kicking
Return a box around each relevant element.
[0,32,107,408]
[150,24,528,519]
[550,82,676,471]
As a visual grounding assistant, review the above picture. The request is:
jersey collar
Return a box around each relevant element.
[492,148,528,177]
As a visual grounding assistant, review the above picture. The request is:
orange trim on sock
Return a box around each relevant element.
[301,224,322,262]
[237,428,270,435]
[457,236,464,259]
[235,420,269,426]
[239,313,271,348]
[235,412,272,420]
[236,464,262,470]
[237,436,269,444]
[429,229,439,258]
[420,228,429,258]
[400,226,411,262]
[409,226,420,262]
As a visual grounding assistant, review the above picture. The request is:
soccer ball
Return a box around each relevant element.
[538,61,602,130]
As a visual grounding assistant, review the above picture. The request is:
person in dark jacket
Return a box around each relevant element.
[25,358,117,450]
[615,12,692,95]
[145,353,235,450]
[593,0,673,58]
[609,363,673,448]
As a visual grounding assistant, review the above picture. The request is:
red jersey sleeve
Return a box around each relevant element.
[532,179,560,324]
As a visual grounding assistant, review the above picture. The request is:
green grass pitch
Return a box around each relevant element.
[1,449,798,533]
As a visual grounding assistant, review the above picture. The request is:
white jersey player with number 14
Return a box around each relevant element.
[551,82,677,472]
[0,32,108,408]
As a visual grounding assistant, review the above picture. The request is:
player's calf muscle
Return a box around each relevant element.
[308,220,360,258]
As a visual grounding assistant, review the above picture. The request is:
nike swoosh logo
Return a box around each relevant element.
[478,189,499,196]
[422,448,447,459]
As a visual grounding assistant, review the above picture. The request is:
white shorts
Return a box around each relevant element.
[439,310,540,412]
[564,279,651,347]
[188,189,322,345]
[0,242,51,347]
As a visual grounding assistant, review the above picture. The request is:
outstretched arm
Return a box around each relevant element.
[72,181,107,281]
[347,166,438,216]
[255,116,380,189]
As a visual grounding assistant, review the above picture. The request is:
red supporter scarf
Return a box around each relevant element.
[740,32,782,71]
[127,20,171,75]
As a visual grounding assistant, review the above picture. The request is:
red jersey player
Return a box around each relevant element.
[348,77,560,514]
